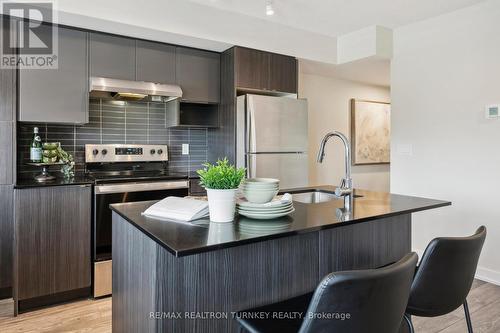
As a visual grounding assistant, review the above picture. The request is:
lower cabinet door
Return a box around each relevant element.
[15,185,91,300]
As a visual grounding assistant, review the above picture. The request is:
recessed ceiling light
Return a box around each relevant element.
[266,1,274,16]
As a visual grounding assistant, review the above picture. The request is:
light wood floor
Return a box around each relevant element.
[0,280,498,333]
[412,279,500,333]
[0,298,111,333]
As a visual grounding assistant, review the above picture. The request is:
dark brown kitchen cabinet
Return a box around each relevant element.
[269,53,297,93]
[0,122,13,185]
[235,47,270,91]
[90,32,136,80]
[234,46,297,94]
[136,40,176,84]
[0,185,13,299]
[176,47,220,103]
[0,18,16,300]
[15,185,91,304]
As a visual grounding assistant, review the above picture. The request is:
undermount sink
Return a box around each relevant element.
[291,190,342,204]
[291,190,362,204]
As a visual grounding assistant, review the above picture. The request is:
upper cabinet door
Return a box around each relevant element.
[234,46,298,94]
[18,27,88,124]
[235,47,270,90]
[269,53,297,94]
[90,33,136,80]
[136,40,176,84]
[176,47,220,103]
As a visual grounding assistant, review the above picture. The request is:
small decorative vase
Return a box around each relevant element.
[206,188,237,223]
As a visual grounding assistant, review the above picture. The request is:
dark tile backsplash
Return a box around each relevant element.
[17,98,208,178]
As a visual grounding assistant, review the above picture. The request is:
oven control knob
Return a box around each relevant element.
[150,149,156,155]
[157,149,163,155]
[92,149,99,156]
[101,149,108,155]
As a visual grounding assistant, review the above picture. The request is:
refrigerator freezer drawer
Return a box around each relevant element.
[247,153,309,190]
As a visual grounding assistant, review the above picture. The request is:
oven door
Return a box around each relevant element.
[94,180,189,262]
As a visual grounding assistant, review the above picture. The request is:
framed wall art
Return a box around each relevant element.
[351,99,391,165]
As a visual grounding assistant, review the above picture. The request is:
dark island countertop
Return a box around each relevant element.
[110,185,451,257]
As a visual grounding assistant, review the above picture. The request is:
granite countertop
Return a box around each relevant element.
[15,174,94,188]
[15,170,198,188]
[110,185,451,257]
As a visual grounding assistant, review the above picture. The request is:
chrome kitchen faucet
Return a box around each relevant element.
[317,131,353,210]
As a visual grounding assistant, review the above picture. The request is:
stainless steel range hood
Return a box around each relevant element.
[89,77,182,102]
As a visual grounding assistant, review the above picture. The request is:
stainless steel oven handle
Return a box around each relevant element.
[95,180,189,194]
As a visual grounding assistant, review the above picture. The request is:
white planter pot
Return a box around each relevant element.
[206,188,237,223]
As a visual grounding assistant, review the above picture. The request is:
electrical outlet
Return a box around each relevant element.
[182,144,189,155]
[396,144,413,156]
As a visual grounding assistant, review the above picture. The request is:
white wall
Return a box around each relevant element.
[391,0,500,284]
[299,73,391,192]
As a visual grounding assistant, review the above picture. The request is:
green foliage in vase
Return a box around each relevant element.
[56,145,75,178]
[196,158,246,190]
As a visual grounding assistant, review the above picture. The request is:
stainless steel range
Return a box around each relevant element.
[85,144,189,297]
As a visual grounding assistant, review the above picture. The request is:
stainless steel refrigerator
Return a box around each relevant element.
[236,94,308,189]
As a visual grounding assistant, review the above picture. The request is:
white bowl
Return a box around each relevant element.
[244,178,280,185]
[241,184,279,190]
[243,189,278,204]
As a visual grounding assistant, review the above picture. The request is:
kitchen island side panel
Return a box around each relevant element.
[112,213,319,333]
[154,231,319,333]
[319,214,412,276]
[112,213,412,332]
[112,212,157,333]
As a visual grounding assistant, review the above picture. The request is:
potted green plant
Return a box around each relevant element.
[197,158,246,223]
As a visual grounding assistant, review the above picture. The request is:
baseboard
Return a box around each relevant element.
[18,287,91,314]
[414,247,500,286]
[475,267,500,286]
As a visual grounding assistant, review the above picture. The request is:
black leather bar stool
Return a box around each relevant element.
[404,226,487,333]
[236,252,418,333]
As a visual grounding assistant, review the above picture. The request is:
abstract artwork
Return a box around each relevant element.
[351,99,391,165]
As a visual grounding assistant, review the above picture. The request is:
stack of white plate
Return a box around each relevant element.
[241,178,280,204]
[237,196,295,220]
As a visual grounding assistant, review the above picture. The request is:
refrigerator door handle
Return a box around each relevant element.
[246,154,256,178]
[246,154,250,178]
[246,97,256,153]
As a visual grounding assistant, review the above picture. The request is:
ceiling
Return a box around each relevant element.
[187,0,485,37]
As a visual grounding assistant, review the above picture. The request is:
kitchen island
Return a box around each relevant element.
[110,186,450,333]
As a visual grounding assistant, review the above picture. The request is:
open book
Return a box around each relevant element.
[142,197,209,222]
